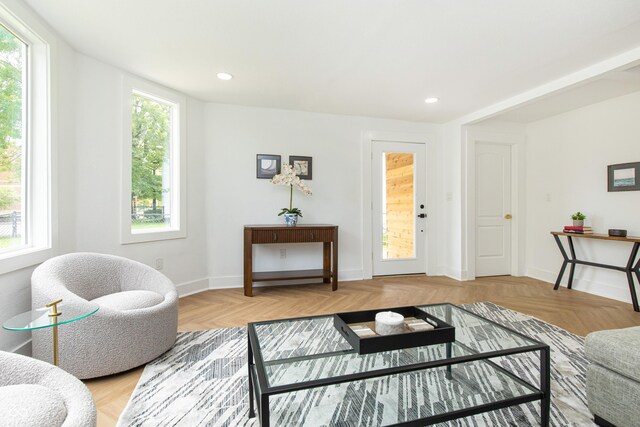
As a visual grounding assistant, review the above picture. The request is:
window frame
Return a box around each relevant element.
[121,76,187,244]
[0,1,55,275]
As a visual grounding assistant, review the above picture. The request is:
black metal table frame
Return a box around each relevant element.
[247,303,551,427]
[552,234,640,312]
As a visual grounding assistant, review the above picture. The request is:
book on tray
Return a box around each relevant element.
[563,225,593,234]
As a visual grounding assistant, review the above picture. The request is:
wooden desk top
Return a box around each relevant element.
[244,224,338,229]
[551,231,640,243]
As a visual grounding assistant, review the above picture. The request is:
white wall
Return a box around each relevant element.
[525,90,640,303]
[442,123,463,279]
[0,45,209,352]
[204,103,444,288]
[72,55,209,293]
[0,0,78,354]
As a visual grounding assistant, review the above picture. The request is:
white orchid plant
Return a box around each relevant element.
[272,163,312,217]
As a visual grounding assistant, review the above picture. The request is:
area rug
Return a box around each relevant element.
[117,302,594,426]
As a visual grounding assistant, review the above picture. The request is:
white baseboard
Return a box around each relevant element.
[176,278,209,297]
[208,269,364,291]
[526,266,632,304]
[10,339,31,356]
[443,267,463,281]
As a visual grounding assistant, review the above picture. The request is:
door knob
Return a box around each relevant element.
[417,213,427,218]
[504,214,512,220]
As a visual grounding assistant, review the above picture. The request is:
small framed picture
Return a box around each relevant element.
[289,156,312,180]
[608,162,640,192]
[256,154,281,179]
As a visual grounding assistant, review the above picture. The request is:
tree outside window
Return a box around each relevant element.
[130,93,173,231]
[0,26,25,250]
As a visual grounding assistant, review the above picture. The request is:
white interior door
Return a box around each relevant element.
[475,143,512,277]
[372,141,426,276]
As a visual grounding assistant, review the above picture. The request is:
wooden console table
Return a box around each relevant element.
[244,225,338,297]
[551,231,640,312]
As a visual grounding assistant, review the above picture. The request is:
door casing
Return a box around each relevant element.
[475,142,512,276]
[463,128,526,280]
[362,131,440,279]
[372,141,426,276]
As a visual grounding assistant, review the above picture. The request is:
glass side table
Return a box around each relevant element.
[3,299,99,366]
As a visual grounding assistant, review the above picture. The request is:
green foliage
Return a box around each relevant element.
[570,211,586,220]
[278,207,303,217]
[0,26,23,179]
[0,188,16,210]
[131,94,170,205]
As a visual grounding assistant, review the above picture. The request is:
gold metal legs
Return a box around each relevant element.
[46,299,62,366]
[52,322,59,366]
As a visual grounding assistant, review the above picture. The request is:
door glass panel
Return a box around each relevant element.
[382,152,415,259]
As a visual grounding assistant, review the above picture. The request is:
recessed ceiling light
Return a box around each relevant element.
[217,72,233,81]
[424,97,439,104]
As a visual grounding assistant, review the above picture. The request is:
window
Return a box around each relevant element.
[0,25,27,253]
[122,78,186,244]
[0,3,52,273]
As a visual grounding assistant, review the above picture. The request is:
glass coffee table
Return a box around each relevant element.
[247,303,550,426]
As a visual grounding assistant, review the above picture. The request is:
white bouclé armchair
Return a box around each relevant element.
[31,252,178,379]
[0,350,96,426]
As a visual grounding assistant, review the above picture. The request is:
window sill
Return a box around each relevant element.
[121,229,187,245]
[0,246,54,275]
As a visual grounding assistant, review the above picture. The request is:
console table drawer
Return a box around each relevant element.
[252,228,333,243]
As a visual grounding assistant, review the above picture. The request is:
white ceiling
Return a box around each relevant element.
[24,0,640,123]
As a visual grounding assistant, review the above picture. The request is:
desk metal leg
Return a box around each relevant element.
[553,235,569,290]
[625,243,640,312]
[634,253,640,313]
[567,237,576,289]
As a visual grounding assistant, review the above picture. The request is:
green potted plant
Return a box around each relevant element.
[570,211,586,227]
[272,163,312,226]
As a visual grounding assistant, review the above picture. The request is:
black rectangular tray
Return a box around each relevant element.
[333,306,455,355]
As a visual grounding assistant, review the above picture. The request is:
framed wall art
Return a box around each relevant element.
[289,155,312,180]
[256,154,281,179]
[608,162,640,192]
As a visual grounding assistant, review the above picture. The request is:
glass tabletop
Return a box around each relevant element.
[3,302,99,331]
[251,303,543,388]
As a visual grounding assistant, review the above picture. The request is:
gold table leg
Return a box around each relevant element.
[52,320,59,366]
[46,299,62,367]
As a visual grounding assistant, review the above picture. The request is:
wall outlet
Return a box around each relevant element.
[155,258,164,270]
[280,249,286,259]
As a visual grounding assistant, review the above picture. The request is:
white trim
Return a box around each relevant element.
[526,267,632,305]
[176,277,209,297]
[10,339,31,356]
[362,131,440,279]
[120,75,187,244]
[463,129,526,280]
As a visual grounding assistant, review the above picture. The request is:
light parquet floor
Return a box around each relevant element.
[86,275,640,426]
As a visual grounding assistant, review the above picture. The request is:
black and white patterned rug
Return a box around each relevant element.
[117,302,594,426]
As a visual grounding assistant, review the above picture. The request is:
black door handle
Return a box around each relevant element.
[417,213,427,218]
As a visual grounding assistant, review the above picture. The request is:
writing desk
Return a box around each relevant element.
[550,231,640,312]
